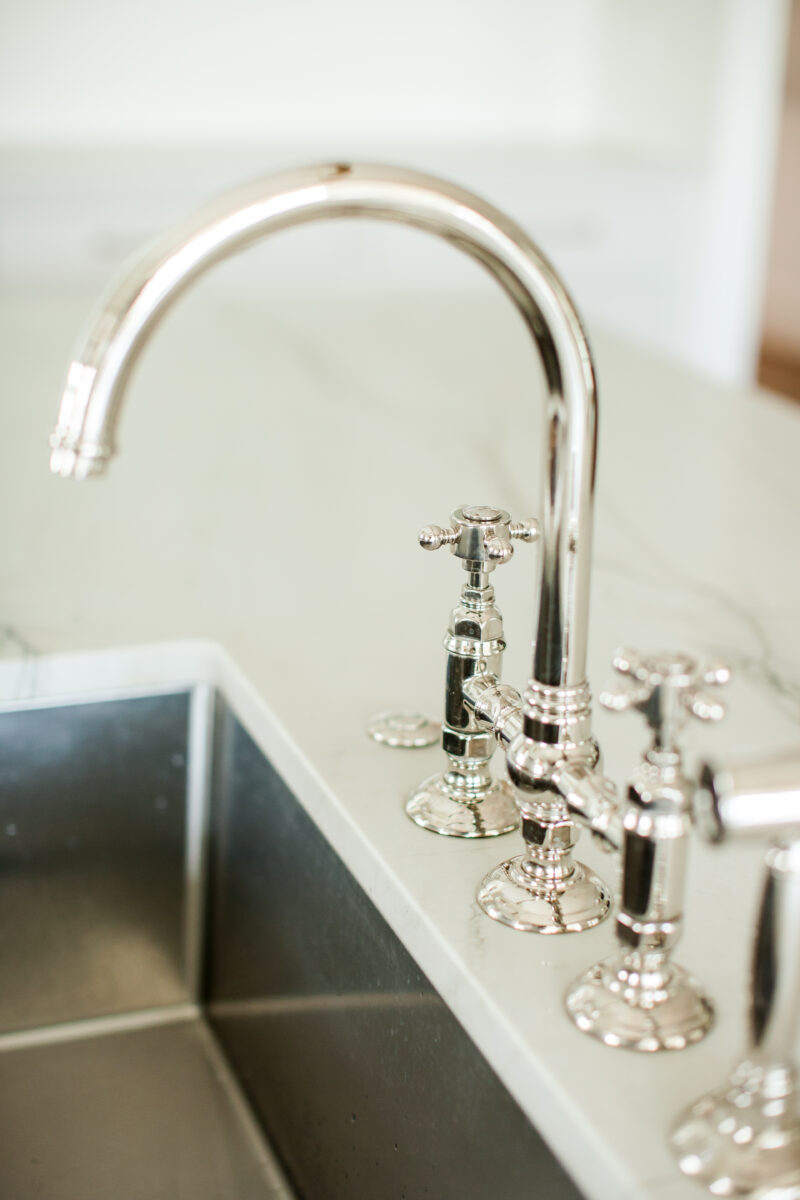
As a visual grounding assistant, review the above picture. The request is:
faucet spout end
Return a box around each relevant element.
[49,444,109,480]
[50,359,113,479]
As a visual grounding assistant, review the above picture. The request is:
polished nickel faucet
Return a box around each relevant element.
[50,161,611,932]
[47,160,798,1194]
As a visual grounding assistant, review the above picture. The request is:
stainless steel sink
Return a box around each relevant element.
[0,686,585,1199]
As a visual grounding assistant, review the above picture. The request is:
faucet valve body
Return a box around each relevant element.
[475,739,614,935]
[467,664,614,934]
[566,649,729,1051]
[466,671,615,933]
[406,507,537,838]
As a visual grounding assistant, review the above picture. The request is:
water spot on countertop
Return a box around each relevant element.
[171,753,185,769]
[5,823,16,837]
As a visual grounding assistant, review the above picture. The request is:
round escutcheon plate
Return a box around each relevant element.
[366,711,440,749]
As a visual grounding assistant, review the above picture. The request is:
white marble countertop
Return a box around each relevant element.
[1,284,799,1199]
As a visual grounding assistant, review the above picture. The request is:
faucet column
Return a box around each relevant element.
[407,506,537,838]
[566,650,729,1049]
[477,723,613,934]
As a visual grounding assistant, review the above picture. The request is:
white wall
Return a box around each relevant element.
[0,0,791,386]
[582,0,724,164]
[0,1,594,146]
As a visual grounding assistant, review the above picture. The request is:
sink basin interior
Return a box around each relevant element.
[0,684,585,1199]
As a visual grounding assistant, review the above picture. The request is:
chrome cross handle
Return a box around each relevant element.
[419,506,539,566]
[566,648,730,1052]
[599,649,730,749]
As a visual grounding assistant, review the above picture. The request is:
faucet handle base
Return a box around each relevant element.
[566,957,713,1052]
[477,854,611,934]
[671,1062,800,1195]
[405,772,519,838]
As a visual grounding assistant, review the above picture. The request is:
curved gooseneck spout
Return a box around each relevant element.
[50,162,598,718]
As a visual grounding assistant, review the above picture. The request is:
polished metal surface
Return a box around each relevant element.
[696,750,800,842]
[566,651,728,1050]
[409,505,535,837]
[496,676,609,935]
[479,848,612,935]
[567,959,712,1054]
[598,648,729,742]
[366,710,440,748]
[206,703,587,1200]
[0,1016,292,1199]
[418,505,539,565]
[0,692,191,1031]
[673,1061,800,1198]
[406,770,519,837]
[551,761,623,855]
[673,766,800,1196]
[470,683,614,933]
[49,161,607,876]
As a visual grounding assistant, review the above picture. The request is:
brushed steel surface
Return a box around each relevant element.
[0,686,589,1196]
[0,1015,292,1199]
[0,692,190,1031]
[184,685,216,999]
[206,704,586,1200]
